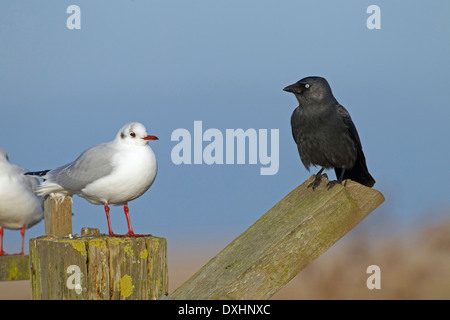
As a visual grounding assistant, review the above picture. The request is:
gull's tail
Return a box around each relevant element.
[24,170,68,198]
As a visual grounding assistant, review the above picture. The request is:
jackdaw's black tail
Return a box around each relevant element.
[335,156,375,188]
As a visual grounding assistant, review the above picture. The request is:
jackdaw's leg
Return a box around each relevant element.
[327,169,346,190]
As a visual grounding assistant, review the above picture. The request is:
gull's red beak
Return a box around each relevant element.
[143,135,159,141]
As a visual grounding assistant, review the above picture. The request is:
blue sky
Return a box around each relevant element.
[1,1,449,254]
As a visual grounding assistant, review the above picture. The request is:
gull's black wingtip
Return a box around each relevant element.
[24,170,50,177]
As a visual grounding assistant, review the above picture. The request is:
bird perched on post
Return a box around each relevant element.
[284,76,375,190]
[25,122,158,237]
[0,148,44,255]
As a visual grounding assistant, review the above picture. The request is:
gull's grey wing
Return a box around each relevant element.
[48,143,116,192]
[6,162,40,192]
[20,168,40,192]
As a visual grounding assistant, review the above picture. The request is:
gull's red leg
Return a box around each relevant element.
[0,227,5,256]
[19,226,25,255]
[105,202,119,236]
[104,203,151,237]
[123,204,151,237]
[124,203,134,236]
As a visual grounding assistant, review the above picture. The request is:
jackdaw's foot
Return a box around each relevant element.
[308,173,328,190]
[326,178,348,190]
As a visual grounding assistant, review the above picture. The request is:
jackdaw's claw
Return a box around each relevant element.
[308,173,328,190]
[326,180,340,190]
[326,178,348,190]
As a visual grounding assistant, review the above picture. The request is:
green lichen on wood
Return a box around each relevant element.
[116,274,135,298]
[0,255,30,281]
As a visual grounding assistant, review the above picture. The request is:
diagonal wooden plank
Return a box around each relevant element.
[170,175,385,300]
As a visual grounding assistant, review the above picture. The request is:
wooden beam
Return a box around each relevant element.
[0,255,29,281]
[170,175,385,300]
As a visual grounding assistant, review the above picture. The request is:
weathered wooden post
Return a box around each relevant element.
[44,197,72,237]
[29,197,168,300]
[170,175,384,300]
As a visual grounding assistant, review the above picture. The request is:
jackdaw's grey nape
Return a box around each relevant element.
[284,76,375,190]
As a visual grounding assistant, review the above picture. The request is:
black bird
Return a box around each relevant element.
[284,76,375,190]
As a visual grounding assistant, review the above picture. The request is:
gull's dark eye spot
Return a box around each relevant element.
[130,132,136,138]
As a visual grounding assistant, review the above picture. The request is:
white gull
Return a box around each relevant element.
[0,148,44,255]
[26,122,158,236]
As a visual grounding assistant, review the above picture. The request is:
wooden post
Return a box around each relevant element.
[44,197,72,237]
[0,255,30,281]
[170,175,385,300]
[29,197,168,300]
[29,230,168,300]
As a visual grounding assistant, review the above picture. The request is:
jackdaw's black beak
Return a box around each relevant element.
[283,83,302,94]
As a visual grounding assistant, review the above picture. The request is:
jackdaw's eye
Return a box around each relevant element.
[130,132,136,138]
[305,84,310,89]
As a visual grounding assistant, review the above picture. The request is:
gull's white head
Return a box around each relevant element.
[115,122,158,147]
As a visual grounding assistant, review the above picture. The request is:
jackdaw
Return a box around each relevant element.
[284,76,375,190]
